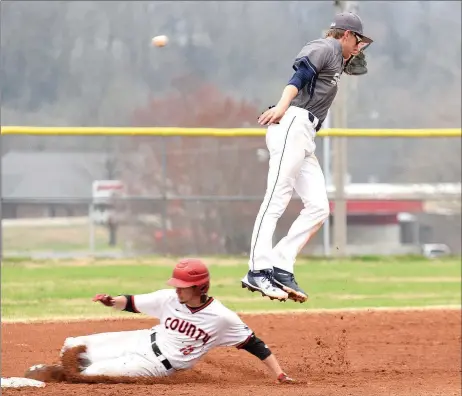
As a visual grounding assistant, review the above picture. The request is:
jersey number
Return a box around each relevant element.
[180,346,195,356]
[330,73,341,86]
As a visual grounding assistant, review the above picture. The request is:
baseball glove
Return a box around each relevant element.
[344,51,367,75]
[344,42,371,76]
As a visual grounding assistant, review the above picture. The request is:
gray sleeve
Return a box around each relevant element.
[293,41,330,74]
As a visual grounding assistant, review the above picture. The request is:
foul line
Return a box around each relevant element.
[2,305,460,324]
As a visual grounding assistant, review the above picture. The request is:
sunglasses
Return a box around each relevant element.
[352,32,363,45]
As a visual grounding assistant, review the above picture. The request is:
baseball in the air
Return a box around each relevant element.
[151,35,168,47]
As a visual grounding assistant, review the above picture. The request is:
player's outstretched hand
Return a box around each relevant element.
[92,294,115,307]
[277,372,296,384]
[258,105,286,126]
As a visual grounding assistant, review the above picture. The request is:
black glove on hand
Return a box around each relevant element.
[344,51,368,76]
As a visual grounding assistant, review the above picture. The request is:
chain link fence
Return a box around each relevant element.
[2,135,461,258]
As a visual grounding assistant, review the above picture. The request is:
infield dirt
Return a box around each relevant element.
[2,309,461,396]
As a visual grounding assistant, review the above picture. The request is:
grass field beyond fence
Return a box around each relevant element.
[1,256,461,321]
[3,223,118,252]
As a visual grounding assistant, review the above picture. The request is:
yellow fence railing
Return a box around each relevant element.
[1,126,461,137]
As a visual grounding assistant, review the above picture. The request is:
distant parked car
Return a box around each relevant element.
[421,243,451,258]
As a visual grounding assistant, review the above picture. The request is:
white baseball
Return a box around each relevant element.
[151,35,168,47]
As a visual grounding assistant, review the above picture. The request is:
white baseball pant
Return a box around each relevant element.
[61,329,173,377]
[248,106,330,274]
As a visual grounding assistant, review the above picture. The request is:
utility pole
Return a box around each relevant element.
[0,134,2,261]
[322,111,332,256]
[332,88,348,257]
[331,0,358,257]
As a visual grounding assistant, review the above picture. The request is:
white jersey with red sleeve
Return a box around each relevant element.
[132,289,253,370]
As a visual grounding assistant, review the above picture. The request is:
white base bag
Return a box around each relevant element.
[1,377,46,388]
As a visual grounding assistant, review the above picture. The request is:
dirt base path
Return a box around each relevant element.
[2,309,461,396]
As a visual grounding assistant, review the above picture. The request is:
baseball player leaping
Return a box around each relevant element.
[241,12,373,303]
[25,259,295,384]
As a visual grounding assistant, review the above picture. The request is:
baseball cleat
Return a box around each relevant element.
[241,270,289,301]
[273,267,308,303]
[24,364,66,383]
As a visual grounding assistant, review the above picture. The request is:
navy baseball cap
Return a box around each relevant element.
[330,12,373,44]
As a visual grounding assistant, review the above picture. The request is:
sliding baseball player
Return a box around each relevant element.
[25,258,294,384]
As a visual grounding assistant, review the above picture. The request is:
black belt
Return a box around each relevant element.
[150,332,173,370]
[263,105,322,131]
[308,111,322,132]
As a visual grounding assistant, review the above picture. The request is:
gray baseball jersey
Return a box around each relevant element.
[290,37,344,123]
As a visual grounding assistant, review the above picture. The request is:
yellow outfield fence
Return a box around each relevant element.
[1,126,461,137]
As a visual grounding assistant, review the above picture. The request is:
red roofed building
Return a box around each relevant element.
[282,183,461,255]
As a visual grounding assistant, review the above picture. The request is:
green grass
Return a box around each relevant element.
[2,224,122,252]
[1,256,461,321]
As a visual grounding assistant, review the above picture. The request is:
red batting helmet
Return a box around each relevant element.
[167,258,210,294]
